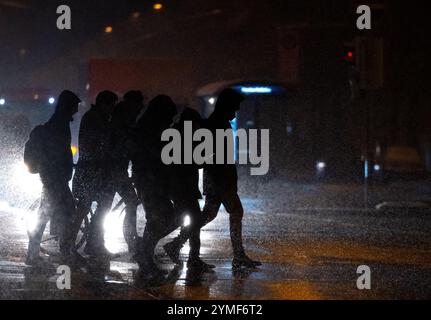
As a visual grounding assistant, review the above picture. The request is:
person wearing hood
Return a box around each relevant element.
[71,90,118,259]
[105,90,143,253]
[26,90,82,267]
[132,94,178,280]
[163,88,262,269]
[164,107,215,272]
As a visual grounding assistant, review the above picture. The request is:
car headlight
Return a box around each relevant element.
[12,161,42,197]
[316,161,326,171]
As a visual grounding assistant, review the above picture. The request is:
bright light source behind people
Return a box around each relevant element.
[208,97,215,105]
[103,210,124,254]
[0,98,5,105]
[183,214,191,227]
[25,209,39,234]
[12,162,42,198]
[316,161,326,171]
[48,97,55,104]
[374,164,381,171]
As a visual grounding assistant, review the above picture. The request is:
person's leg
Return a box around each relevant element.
[70,197,92,250]
[56,183,78,257]
[164,194,221,263]
[116,173,139,249]
[187,200,202,260]
[71,168,94,249]
[221,192,261,268]
[134,191,172,275]
[26,189,50,265]
[85,188,115,255]
[186,199,215,271]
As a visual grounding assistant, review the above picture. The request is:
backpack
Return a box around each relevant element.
[24,124,47,174]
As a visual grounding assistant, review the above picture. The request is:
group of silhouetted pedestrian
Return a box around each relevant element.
[25,88,261,281]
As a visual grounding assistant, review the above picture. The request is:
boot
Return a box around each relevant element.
[25,240,43,266]
[230,215,262,269]
[187,257,215,273]
[84,242,112,259]
[163,226,189,263]
[232,254,262,269]
[163,241,183,264]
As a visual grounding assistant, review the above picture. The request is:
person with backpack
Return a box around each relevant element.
[25,90,82,267]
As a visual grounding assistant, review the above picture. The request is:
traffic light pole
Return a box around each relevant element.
[364,95,370,210]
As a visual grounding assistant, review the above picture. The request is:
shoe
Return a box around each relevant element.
[84,244,112,259]
[61,252,88,271]
[232,254,262,269]
[25,254,45,267]
[135,261,168,286]
[163,241,182,264]
[187,257,216,273]
[134,270,166,287]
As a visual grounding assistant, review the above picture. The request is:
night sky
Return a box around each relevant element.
[0,1,355,88]
[0,1,147,83]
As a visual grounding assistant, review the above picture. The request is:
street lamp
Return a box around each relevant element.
[153,3,163,11]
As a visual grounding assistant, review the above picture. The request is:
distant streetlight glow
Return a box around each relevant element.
[49,97,55,104]
[0,98,5,105]
[104,26,113,33]
[132,11,141,19]
[240,86,273,94]
[316,161,326,171]
[153,3,163,11]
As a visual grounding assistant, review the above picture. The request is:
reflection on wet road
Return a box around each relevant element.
[1,181,431,299]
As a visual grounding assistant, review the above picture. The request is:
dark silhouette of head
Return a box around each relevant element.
[179,107,202,131]
[95,90,118,116]
[214,88,244,121]
[123,90,144,121]
[56,90,81,119]
[143,95,177,130]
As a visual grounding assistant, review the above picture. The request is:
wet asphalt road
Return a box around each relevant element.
[0,180,430,300]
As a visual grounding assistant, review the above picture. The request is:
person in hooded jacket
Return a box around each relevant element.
[164,89,262,269]
[71,90,118,259]
[105,90,143,253]
[164,107,215,272]
[132,95,178,279]
[26,90,82,267]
